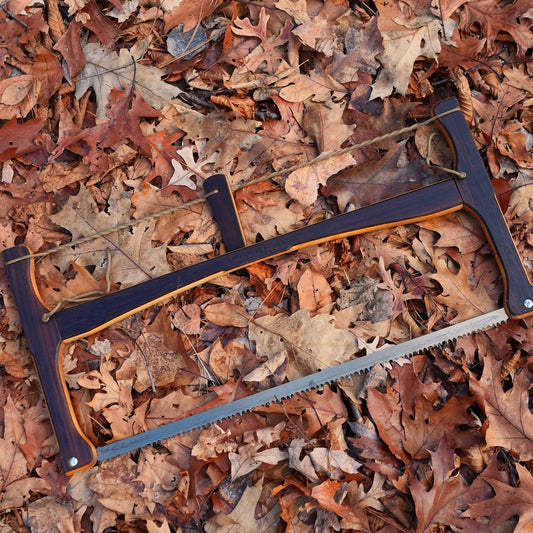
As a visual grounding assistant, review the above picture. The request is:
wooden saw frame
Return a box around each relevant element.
[3,98,533,475]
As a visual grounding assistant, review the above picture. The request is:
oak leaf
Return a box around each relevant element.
[0,75,40,120]
[377,256,424,321]
[459,0,533,57]
[326,18,383,83]
[249,309,358,380]
[231,8,293,76]
[88,455,148,521]
[418,212,487,254]
[204,479,280,533]
[0,398,28,487]
[303,101,354,153]
[0,118,45,163]
[370,15,456,99]
[168,145,218,189]
[75,40,180,117]
[461,462,533,533]
[238,188,306,241]
[309,448,361,479]
[419,228,497,322]
[409,437,493,533]
[288,439,319,482]
[285,151,356,206]
[49,180,172,287]
[367,363,476,461]
[77,360,129,412]
[310,480,366,528]
[203,302,249,328]
[229,444,288,480]
[25,496,76,533]
[296,267,333,313]
[469,354,533,461]
[276,66,347,103]
[323,141,441,211]
[134,449,181,505]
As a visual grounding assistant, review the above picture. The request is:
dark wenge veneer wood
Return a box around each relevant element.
[3,98,533,475]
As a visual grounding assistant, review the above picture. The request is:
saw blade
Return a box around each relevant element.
[97,308,508,463]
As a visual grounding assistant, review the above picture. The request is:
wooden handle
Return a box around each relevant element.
[434,98,533,318]
[204,174,246,251]
[2,246,97,475]
[4,98,531,475]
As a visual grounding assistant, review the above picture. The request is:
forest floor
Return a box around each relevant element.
[0,0,532,531]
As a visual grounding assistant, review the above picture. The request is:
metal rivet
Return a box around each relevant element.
[524,299,533,309]
[68,456,79,467]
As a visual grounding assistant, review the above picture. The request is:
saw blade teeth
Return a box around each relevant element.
[94,309,509,465]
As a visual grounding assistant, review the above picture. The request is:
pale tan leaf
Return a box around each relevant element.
[249,309,358,380]
[204,479,280,533]
[75,40,181,117]
[203,302,249,327]
[285,152,356,206]
[371,18,456,99]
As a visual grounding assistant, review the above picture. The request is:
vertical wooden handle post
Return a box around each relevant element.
[3,246,97,475]
[434,99,533,318]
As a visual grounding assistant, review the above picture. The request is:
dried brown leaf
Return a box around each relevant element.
[470,354,533,461]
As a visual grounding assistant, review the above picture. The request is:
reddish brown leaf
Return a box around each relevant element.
[53,20,86,76]
[459,0,533,56]
[310,480,365,527]
[0,118,46,163]
[409,437,493,533]
[461,462,533,533]
[470,354,533,461]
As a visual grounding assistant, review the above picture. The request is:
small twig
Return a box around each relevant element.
[0,4,28,28]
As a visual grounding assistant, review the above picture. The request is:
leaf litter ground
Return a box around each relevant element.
[0,0,532,532]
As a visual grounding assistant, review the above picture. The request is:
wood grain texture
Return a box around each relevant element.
[434,99,533,318]
[4,98,531,475]
[2,247,97,475]
[204,173,247,251]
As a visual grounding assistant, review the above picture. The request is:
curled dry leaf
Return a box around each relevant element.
[0,75,40,119]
